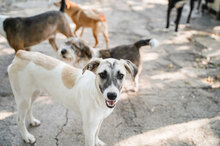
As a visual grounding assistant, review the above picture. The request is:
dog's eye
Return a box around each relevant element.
[99,71,107,79]
[117,72,124,80]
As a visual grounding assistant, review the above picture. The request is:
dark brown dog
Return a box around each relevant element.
[2,0,72,52]
[57,37,159,92]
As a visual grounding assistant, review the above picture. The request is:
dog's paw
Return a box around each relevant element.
[173,31,179,36]
[171,21,175,26]
[30,119,41,127]
[96,138,106,146]
[23,133,36,144]
[134,87,139,93]
[185,23,191,28]
[162,28,170,32]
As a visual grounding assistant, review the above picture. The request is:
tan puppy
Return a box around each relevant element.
[54,0,109,48]
[0,0,72,52]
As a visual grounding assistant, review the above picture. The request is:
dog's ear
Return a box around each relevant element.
[55,0,70,9]
[74,39,92,59]
[81,43,92,59]
[82,58,102,74]
[65,0,71,9]
[54,1,61,7]
[121,59,138,81]
[73,38,84,49]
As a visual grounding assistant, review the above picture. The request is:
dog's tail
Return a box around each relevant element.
[60,0,65,12]
[134,39,159,49]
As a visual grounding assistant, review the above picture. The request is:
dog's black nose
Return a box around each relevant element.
[107,92,117,100]
[61,49,67,55]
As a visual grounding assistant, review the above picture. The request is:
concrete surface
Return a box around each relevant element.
[0,0,220,146]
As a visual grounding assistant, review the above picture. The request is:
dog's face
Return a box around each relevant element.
[82,58,137,108]
[58,37,91,67]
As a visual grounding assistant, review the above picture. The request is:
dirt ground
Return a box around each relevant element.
[0,0,220,146]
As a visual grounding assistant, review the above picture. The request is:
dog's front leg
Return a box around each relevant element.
[74,25,81,36]
[49,36,59,51]
[80,27,85,37]
[92,28,99,48]
[186,0,195,23]
[175,7,183,32]
[83,115,101,146]
[17,101,36,143]
[134,75,139,92]
[197,0,202,11]
[103,31,109,49]
[95,119,106,146]
[166,5,172,29]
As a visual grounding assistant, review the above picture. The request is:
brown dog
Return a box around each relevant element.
[54,0,109,48]
[57,37,159,92]
[1,0,72,52]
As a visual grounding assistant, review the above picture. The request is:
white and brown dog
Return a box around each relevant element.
[57,37,159,91]
[8,50,137,145]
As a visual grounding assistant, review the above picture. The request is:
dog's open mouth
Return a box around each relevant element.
[105,100,116,108]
